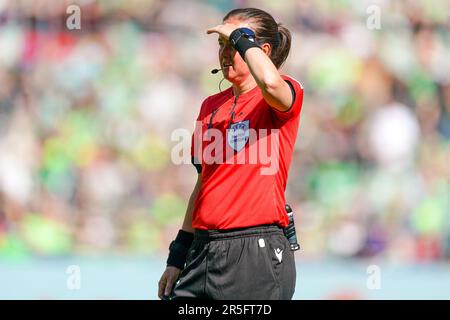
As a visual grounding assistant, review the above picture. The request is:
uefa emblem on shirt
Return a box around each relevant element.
[227,120,250,152]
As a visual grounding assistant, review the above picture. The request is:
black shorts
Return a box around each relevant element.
[171,224,296,300]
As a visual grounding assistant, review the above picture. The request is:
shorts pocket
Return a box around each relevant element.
[265,233,296,299]
[183,240,205,271]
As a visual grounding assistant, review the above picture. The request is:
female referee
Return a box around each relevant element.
[158,7,304,300]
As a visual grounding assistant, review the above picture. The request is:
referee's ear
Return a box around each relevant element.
[260,42,272,57]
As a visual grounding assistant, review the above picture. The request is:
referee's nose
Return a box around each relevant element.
[219,43,235,63]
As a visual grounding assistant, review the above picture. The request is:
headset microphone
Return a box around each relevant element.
[210,68,226,93]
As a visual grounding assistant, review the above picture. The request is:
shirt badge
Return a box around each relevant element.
[227,120,250,152]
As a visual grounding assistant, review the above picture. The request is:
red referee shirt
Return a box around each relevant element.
[191,75,303,230]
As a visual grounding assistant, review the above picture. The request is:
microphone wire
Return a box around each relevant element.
[219,77,225,93]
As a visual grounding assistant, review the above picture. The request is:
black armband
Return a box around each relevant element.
[166,229,194,269]
[229,28,261,61]
[285,80,296,109]
[191,156,202,174]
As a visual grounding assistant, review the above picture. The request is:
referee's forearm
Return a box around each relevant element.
[244,47,293,111]
[244,47,280,90]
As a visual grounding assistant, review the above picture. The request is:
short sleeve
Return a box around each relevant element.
[269,75,304,122]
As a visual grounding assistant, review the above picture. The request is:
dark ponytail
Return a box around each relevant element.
[274,23,291,69]
[223,8,292,69]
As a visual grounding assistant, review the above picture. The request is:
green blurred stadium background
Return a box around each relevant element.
[0,0,449,299]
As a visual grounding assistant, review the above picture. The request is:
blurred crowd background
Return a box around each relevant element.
[0,0,449,266]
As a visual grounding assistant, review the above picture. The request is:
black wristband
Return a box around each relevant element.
[166,230,194,269]
[229,28,261,61]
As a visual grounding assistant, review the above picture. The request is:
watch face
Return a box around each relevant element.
[230,28,256,46]
[240,27,255,37]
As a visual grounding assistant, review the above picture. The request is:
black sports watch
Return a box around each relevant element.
[229,27,257,47]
